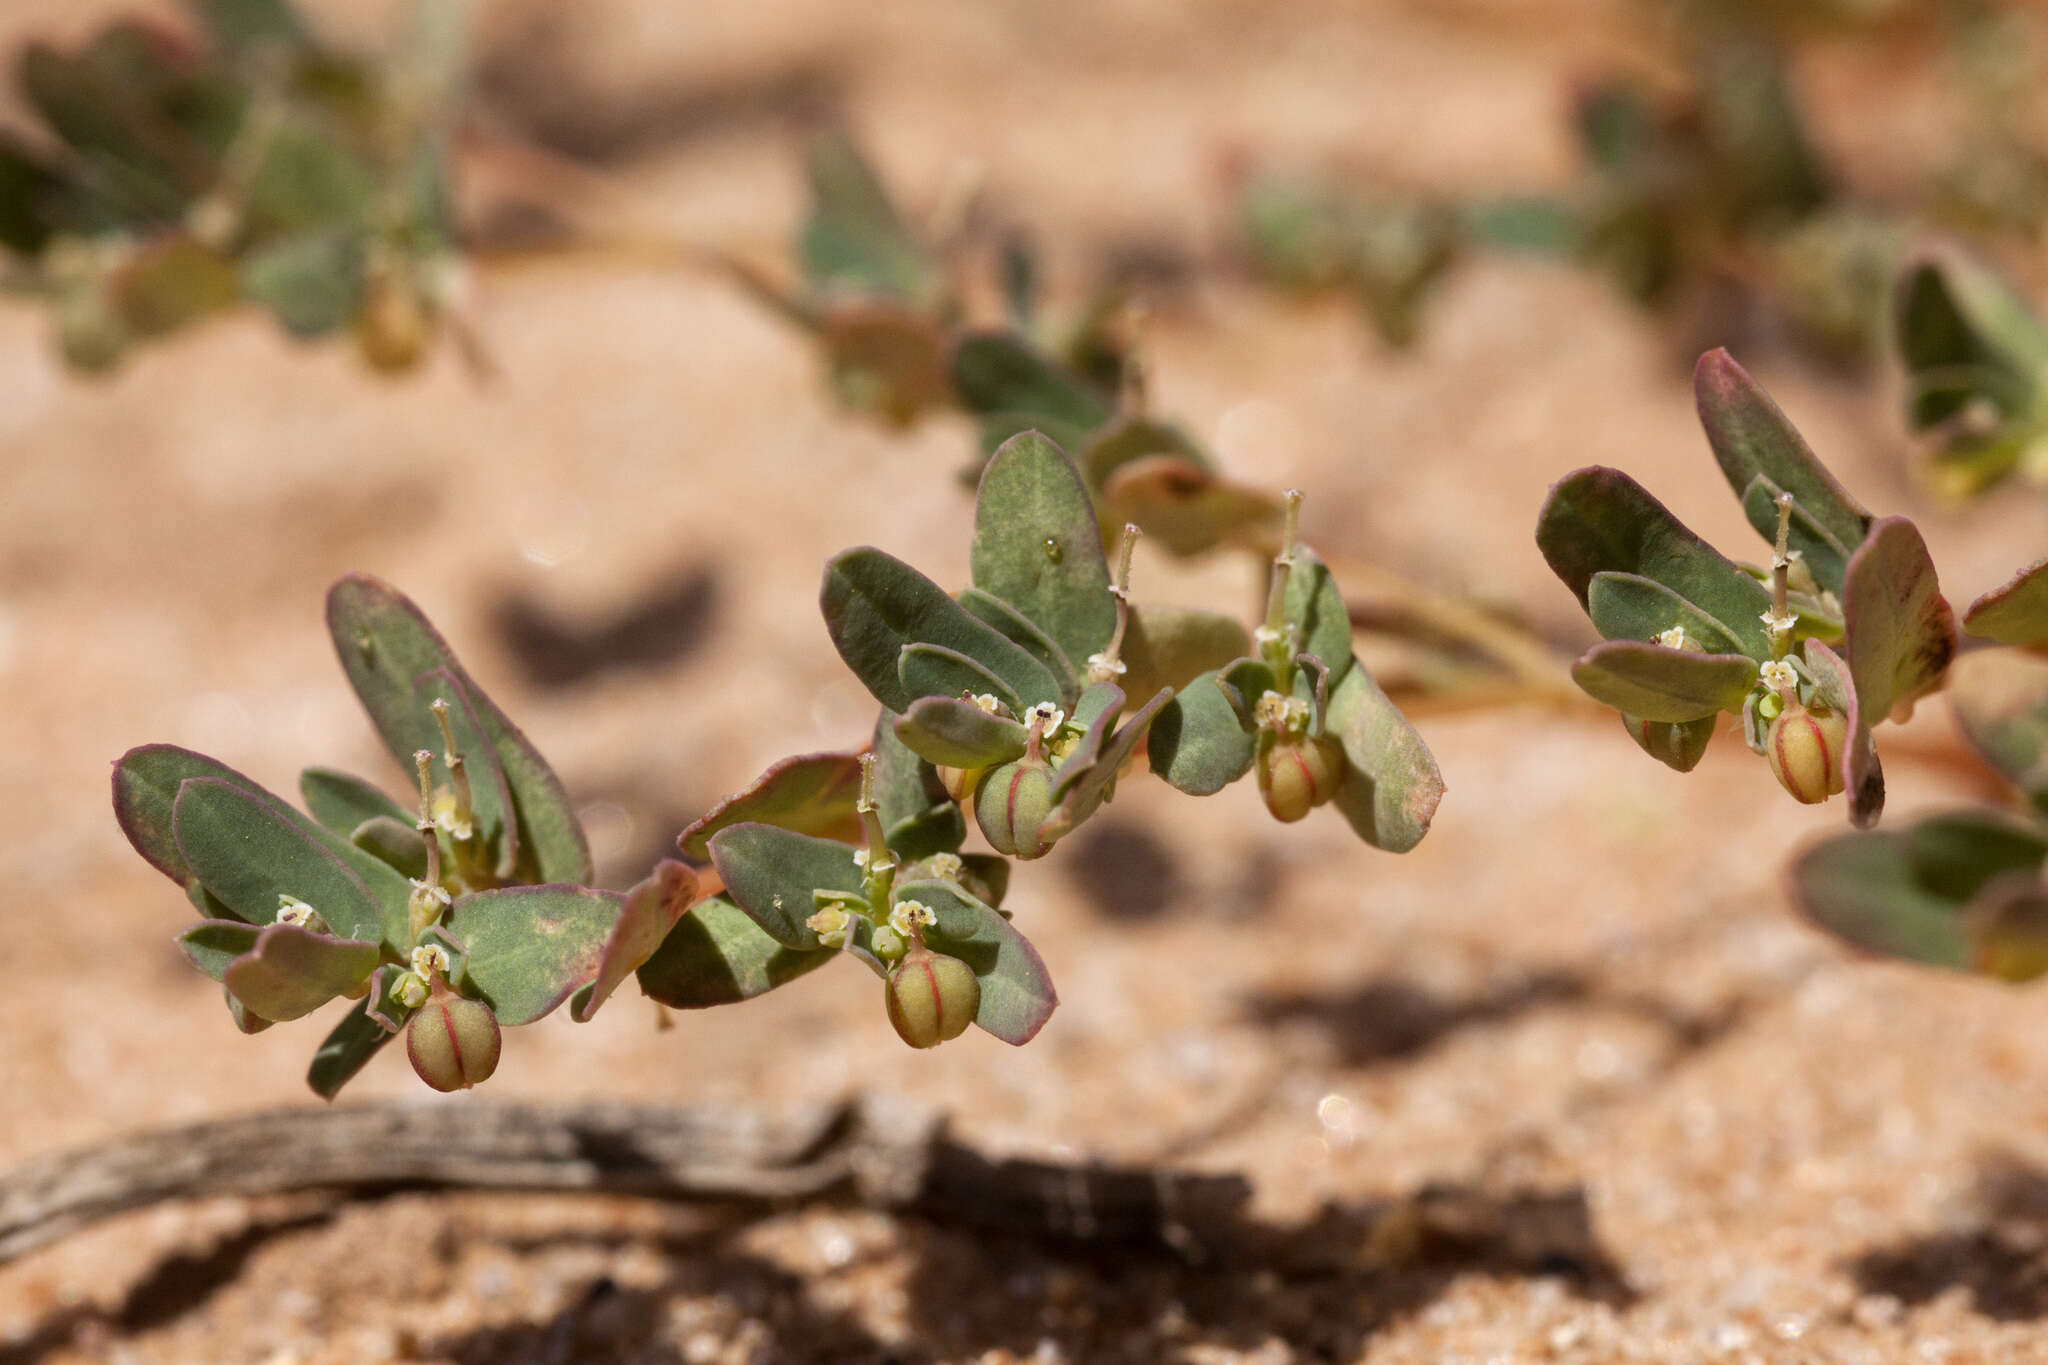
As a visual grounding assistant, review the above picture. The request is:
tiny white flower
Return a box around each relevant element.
[1253,690,1311,734]
[1759,659,1799,692]
[853,848,870,870]
[971,693,1003,715]
[889,899,936,938]
[1085,651,1128,679]
[410,943,451,979]
[1760,608,1798,635]
[1025,702,1066,734]
[1252,625,1284,648]
[924,853,964,881]
[392,971,430,1010]
[1655,625,1689,650]
[806,905,851,949]
[275,895,318,929]
[409,879,452,912]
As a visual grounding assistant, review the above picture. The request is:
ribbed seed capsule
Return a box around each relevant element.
[1256,732,1346,823]
[937,763,984,803]
[885,947,980,1048]
[1766,700,1848,804]
[406,994,502,1091]
[974,758,1057,858]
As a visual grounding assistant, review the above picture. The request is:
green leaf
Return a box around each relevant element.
[1949,649,2048,813]
[1119,605,1251,705]
[800,133,934,304]
[1587,572,1747,653]
[1049,681,1130,799]
[242,114,374,236]
[898,642,1022,717]
[924,894,1058,1044]
[1736,474,1853,598]
[1842,517,1957,728]
[114,744,264,889]
[635,894,836,1008]
[894,696,1027,768]
[1570,640,1759,723]
[307,997,396,1101]
[871,715,965,859]
[327,574,592,885]
[1694,349,1871,554]
[1907,810,2048,902]
[1148,668,1257,796]
[1537,467,1773,659]
[957,588,1079,703]
[300,766,409,837]
[178,919,261,982]
[242,229,364,338]
[950,332,1114,436]
[678,751,864,862]
[441,885,622,1026]
[971,430,1118,668]
[349,816,428,880]
[570,860,697,1022]
[223,923,380,1022]
[1619,712,1716,772]
[1896,245,2048,433]
[1327,661,1444,852]
[890,879,987,940]
[172,777,387,943]
[820,548,1064,714]
[708,824,865,949]
[1804,638,1882,828]
[1965,555,2048,649]
[1790,829,1971,971]
[1282,547,1355,688]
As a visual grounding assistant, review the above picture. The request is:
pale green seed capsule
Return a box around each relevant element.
[406,994,502,1091]
[974,757,1057,858]
[1255,732,1346,823]
[1766,701,1847,804]
[885,948,980,1048]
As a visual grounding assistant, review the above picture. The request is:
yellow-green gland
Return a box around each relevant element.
[974,758,1058,859]
[937,763,985,803]
[1256,732,1346,823]
[406,995,502,1091]
[1766,701,1848,805]
[885,948,980,1048]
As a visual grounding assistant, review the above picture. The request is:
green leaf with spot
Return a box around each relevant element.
[1327,661,1443,852]
[821,548,1063,713]
[172,777,388,944]
[1694,349,1870,554]
[708,824,866,950]
[635,894,837,1008]
[971,430,1118,668]
[678,751,865,862]
[1966,555,2048,649]
[440,885,622,1026]
[223,923,380,1022]
[1571,640,1759,723]
[326,574,591,886]
[1537,466,1773,659]
[1148,668,1256,796]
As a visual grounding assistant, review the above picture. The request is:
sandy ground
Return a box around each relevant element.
[6,0,2048,1360]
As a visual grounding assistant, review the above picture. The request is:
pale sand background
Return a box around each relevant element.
[4,1,2048,1360]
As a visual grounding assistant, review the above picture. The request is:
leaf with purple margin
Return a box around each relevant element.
[223,923,380,1022]
[307,997,395,1100]
[570,860,698,1022]
[1046,687,1170,839]
[113,744,263,890]
[708,824,866,950]
[1694,349,1871,552]
[635,895,837,1009]
[179,920,260,981]
[172,777,388,944]
[870,715,966,860]
[1050,681,1128,800]
[1147,668,1256,796]
[1965,555,2048,649]
[678,751,865,862]
[971,430,1118,668]
[1619,712,1716,773]
[1570,640,1758,723]
[1789,830,1971,971]
[1098,456,1282,559]
[1949,649,2048,813]
[1842,516,1957,727]
[1537,467,1774,659]
[923,892,1058,1045]
[1804,638,1881,827]
[365,962,421,1034]
[326,574,592,886]
[440,884,623,1026]
[894,696,1028,769]
[1327,662,1444,852]
[957,588,1079,704]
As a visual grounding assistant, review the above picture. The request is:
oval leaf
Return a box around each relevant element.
[635,894,837,1008]
[707,824,866,949]
[1694,348,1871,553]
[971,430,1118,668]
[1147,668,1256,796]
[1570,640,1759,723]
[441,884,623,1026]
[1327,661,1444,853]
[924,896,1058,1045]
[678,751,865,862]
[1843,516,1957,727]
[571,859,698,1022]
[894,696,1028,769]
[172,777,388,944]
[1965,555,2048,649]
[223,923,380,1023]
[1950,649,2048,813]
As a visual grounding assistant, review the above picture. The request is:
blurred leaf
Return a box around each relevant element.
[172,775,389,943]
[894,695,1028,769]
[708,823,865,950]
[1076,416,1209,488]
[1695,350,1869,554]
[951,331,1115,451]
[1120,605,1251,704]
[820,548,1064,714]
[971,431,1117,669]
[243,115,374,234]
[1537,467,1772,658]
[1843,516,1956,727]
[570,859,696,1022]
[441,884,620,1026]
[1698,38,1829,227]
[327,574,593,885]
[1619,711,1716,772]
[242,229,364,337]
[1965,876,2048,983]
[192,0,308,57]
[108,234,237,337]
[223,922,379,1021]
[1966,555,2048,649]
[307,996,394,1100]
[820,304,952,425]
[1571,640,1758,723]
[1949,649,2048,813]
[635,893,835,1009]
[1327,659,1443,852]
[678,751,864,862]
[0,136,63,252]
[1147,667,1255,796]
[299,766,408,837]
[1461,195,1581,255]
[1097,455,1282,559]
[924,892,1057,1044]
[1908,810,2048,902]
[1790,829,1971,970]
[800,132,935,304]
[1896,244,2048,434]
